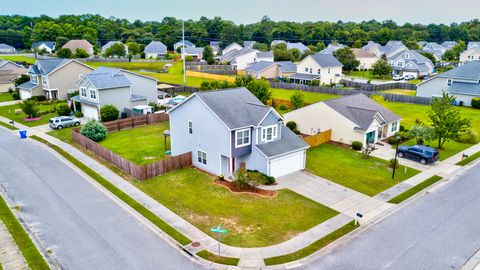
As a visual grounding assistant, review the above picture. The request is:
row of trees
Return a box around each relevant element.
[2,14,480,51]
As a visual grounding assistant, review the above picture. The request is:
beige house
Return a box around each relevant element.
[291,54,343,85]
[284,94,401,146]
[0,59,27,82]
[62,40,94,56]
[17,59,93,100]
[459,47,480,64]
[352,48,379,70]
[245,61,279,79]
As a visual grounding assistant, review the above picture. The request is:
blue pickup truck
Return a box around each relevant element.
[397,145,439,165]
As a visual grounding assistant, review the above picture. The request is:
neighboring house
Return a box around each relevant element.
[287,42,309,54]
[168,88,309,177]
[17,59,93,100]
[441,41,457,50]
[183,47,204,60]
[31,41,56,53]
[74,67,157,120]
[244,41,256,48]
[245,61,279,79]
[284,93,401,146]
[173,40,195,52]
[277,61,297,78]
[210,41,222,55]
[271,40,287,48]
[144,41,167,58]
[222,43,243,55]
[417,41,428,48]
[467,42,480,50]
[220,47,259,70]
[386,40,405,47]
[320,43,345,54]
[417,61,480,107]
[62,40,94,56]
[101,41,128,56]
[363,41,407,58]
[421,42,447,61]
[291,54,343,85]
[0,44,16,54]
[352,48,379,70]
[256,51,274,62]
[459,47,480,64]
[0,60,27,83]
[388,50,434,78]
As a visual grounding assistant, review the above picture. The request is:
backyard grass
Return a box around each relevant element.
[380,89,416,96]
[87,61,167,71]
[0,193,50,270]
[264,221,359,266]
[456,151,480,166]
[0,55,36,64]
[387,175,443,204]
[0,92,14,102]
[271,88,340,104]
[30,135,192,246]
[99,122,170,165]
[132,167,339,247]
[197,250,239,266]
[306,144,420,196]
[0,102,64,127]
[348,70,392,81]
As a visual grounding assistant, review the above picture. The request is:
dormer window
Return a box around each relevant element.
[235,128,250,148]
[262,125,278,143]
[447,79,453,86]
[30,75,37,84]
[80,87,87,98]
[90,89,97,100]
[41,75,48,85]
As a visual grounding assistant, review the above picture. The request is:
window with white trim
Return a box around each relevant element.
[262,125,278,142]
[447,79,453,86]
[391,122,398,132]
[309,68,313,74]
[305,67,308,72]
[398,62,403,67]
[30,75,37,84]
[328,68,331,74]
[80,87,87,98]
[41,75,48,85]
[197,150,207,165]
[89,89,97,100]
[235,128,250,148]
[188,121,193,134]
[317,68,321,74]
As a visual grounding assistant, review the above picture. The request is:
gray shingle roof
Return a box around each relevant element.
[36,59,71,75]
[467,42,480,50]
[256,51,274,58]
[220,47,256,63]
[84,69,131,90]
[31,41,55,51]
[362,41,381,50]
[244,41,256,48]
[310,53,343,67]
[144,41,167,54]
[194,88,272,129]
[323,94,401,131]
[290,73,320,81]
[448,81,480,96]
[256,125,309,158]
[17,81,38,90]
[102,41,127,51]
[277,61,297,73]
[245,61,276,73]
[184,47,204,55]
[130,94,148,101]
[287,42,309,53]
[320,43,345,54]
[441,41,457,49]
[0,44,15,51]
[437,61,480,80]
[174,40,194,47]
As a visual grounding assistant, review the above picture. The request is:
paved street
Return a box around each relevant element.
[0,128,202,270]
[305,162,480,270]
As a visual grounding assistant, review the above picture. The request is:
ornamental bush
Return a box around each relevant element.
[351,141,363,150]
[80,120,107,142]
[472,98,480,109]
[100,105,119,122]
[56,103,71,116]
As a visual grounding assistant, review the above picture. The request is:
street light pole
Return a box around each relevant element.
[392,135,400,180]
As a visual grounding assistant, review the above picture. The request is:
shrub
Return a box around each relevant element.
[185,55,194,62]
[100,105,119,122]
[388,136,399,145]
[234,167,249,189]
[74,111,84,118]
[11,91,20,100]
[29,95,47,102]
[472,98,480,109]
[351,141,363,150]
[455,129,479,144]
[80,121,107,142]
[397,131,412,142]
[148,102,160,112]
[19,100,39,118]
[399,125,405,132]
[56,103,71,116]
[278,104,288,110]
[389,158,399,169]
[286,121,297,131]
[247,170,276,185]
[290,91,305,109]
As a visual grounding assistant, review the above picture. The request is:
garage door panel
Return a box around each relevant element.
[270,151,305,178]
[82,105,99,121]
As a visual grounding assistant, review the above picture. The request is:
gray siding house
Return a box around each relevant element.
[388,50,434,78]
[168,88,309,178]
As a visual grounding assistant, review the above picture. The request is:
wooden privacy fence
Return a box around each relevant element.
[72,129,192,180]
[303,130,332,147]
[186,70,236,82]
[103,113,169,132]
[340,79,417,91]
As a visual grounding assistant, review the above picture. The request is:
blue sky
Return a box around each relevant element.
[1,0,478,24]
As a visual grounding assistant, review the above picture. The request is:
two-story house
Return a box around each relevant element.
[417,61,480,107]
[17,59,93,100]
[62,40,94,56]
[222,43,243,56]
[291,54,343,85]
[459,47,480,64]
[0,59,27,85]
[168,88,309,178]
[388,50,434,78]
[73,67,158,120]
[31,41,56,53]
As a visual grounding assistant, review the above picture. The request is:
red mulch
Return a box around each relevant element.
[213,179,277,197]
[23,117,42,122]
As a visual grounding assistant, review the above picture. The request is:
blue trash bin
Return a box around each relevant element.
[19,130,27,139]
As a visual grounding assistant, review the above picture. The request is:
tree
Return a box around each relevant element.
[290,91,304,109]
[99,105,120,122]
[104,43,126,58]
[428,92,471,148]
[75,48,90,58]
[202,45,213,61]
[372,59,393,79]
[80,121,107,142]
[13,74,29,87]
[234,76,271,104]
[57,48,72,58]
[409,125,434,145]
[334,47,360,73]
[419,52,437,65]
[19,100,39,118]
[126,41,142,55]
[55,36,69,49]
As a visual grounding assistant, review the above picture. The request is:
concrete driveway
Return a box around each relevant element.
[0,127,202,270]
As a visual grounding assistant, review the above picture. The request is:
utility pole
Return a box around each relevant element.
[182,20,186,86]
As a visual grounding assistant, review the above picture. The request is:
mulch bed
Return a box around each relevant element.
[327,141,351,149]
[23,117,42,122]
[213,179,277,197]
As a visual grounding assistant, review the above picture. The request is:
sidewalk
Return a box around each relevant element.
[0,100,21,107]
[0,221,28,270]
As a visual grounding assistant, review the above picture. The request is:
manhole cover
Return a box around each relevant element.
[191,242,201,248]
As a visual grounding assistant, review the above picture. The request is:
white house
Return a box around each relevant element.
[256,51,274,62]
[291,54,343,85]
[183,47,204,60]
[144,41,167,59]
[460,47,480,64]
[222,43,243,55]
[284,94,402,146]
[31,41,56,53]
[352,48,379,70]
[173,40,195,52]
[417,61,480,107]
[101,41,129,56]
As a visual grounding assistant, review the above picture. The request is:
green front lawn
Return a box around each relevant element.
[381,89,416,96]
[197,250,239,266]
[0,92,14,102]
[133,167,339,247]
[306,144,420,196]
[388,175,443,204]
[271,88,340,104]
[99,122,170,165]
[0,102,64,127]
[47,125,76,144]
[0,55,36,64]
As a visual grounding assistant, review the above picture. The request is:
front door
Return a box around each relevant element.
[220,155,230,176]
[50,90,58,100]
[366,131,376,144]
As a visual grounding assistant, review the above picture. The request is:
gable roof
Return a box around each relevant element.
[82,68,131,90]
[220,47,257,63]
[320,43,345,54]
[436,61,480,80]
[448,81,480,96]
[323,94,401,130]
[362,41,381,50]
[102,41,127,51]
[277,61,297,73]
[287,42,309,52]
[91,66,157,82]
[271,40,287,46]
[467,42,480,50]
[184,47,204,55]
[256,51,274,58]
[174,40,194,47]
[441,41,457,49]
[34,59,71,75]
[244,41,256,48]
[62,40,93,52]
[31,41,55,51]
[309,53,343,67]
[386,40,404,46]
[245,61,277,73]
[0,44,15,51]
[224,42,242,51]
[144,41,167,54]
[352,48,378,59]
[0,59,24,69]
[256,125,309,158]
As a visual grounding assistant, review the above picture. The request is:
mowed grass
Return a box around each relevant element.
[381,89,416,96]
[132,167,339,247]
[0,120,18,130]
[87,61,166,71]
[0,92,14,102]
[47,125,76,143]
[99,122,170,165]
[271,88,340,104]
[197,250,239,266]
[348,70,392,81]
[456,151,480,166]
[0,102,64,127]
[138,62,217,87]
[388,175,443,204]
[306,144,420,196]
[0,55,36,64]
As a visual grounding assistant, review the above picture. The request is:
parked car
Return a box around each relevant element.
[397,145,439,164]
[393,75,404,81]
[49,116,81,130]
[403,74,416,80]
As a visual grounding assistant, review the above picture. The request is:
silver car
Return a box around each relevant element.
[49,116,81,130]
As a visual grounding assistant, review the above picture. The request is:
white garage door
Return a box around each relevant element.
[19,90,31,100]
[269,150,305,178]
[82,104,99,121]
